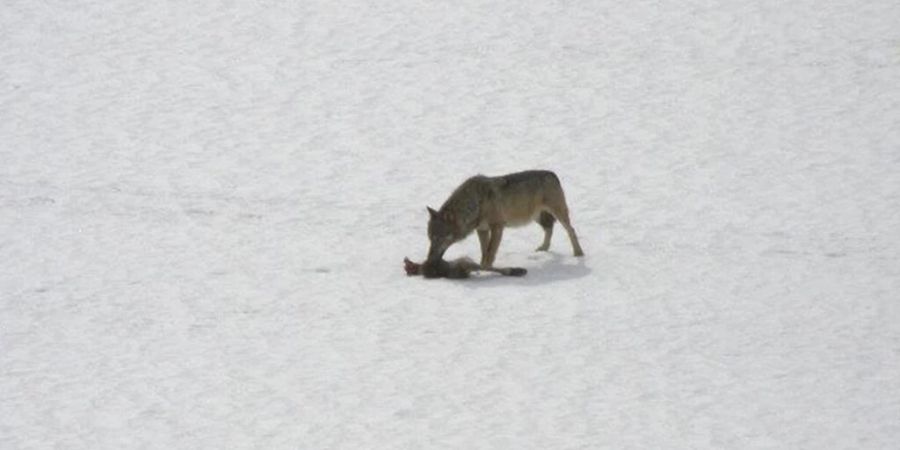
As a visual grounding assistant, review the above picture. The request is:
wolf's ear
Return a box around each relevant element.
[427,206,438,218]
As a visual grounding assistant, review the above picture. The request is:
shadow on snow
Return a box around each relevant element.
[461,251,592,287]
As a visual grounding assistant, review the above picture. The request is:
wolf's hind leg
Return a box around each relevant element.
[557,211,584,257]
[545,200,584,257]
[535,211,555,251]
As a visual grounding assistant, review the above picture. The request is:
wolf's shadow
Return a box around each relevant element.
[462,251,591,287]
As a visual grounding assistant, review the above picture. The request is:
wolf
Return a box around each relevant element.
[426,170,584,268]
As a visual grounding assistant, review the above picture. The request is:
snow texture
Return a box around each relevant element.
[2,0,899,448]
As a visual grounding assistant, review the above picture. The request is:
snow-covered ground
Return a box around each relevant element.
[2,1,899,448]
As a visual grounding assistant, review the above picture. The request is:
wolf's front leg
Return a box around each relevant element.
[483,224,504,268]
[477,229,490,266]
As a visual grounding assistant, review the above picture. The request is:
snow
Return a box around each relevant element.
[2,0,899,448]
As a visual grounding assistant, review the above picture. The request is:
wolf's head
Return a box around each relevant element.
[426,206,460,262]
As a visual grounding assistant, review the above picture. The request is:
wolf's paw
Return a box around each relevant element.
[508,267,527,276]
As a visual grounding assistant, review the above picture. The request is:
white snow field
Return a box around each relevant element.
[2,0,899,448]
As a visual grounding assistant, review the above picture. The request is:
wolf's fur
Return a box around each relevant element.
[426,170,584,267]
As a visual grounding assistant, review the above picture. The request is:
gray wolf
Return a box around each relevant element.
[404,257,526,279]
[425,170,584,268]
